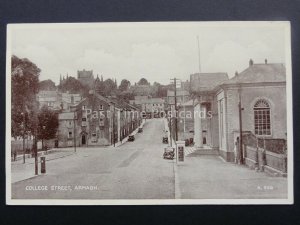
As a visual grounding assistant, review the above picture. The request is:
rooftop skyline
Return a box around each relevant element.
[10,22,287,85]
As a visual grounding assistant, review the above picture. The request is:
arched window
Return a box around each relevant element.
[254,99,271,135]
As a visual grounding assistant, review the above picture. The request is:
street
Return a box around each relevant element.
[11,118,287,200]
[12,118,175,199]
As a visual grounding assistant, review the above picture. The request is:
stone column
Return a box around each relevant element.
[194,102,203,148]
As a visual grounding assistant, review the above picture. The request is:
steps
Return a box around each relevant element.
[186,147,219,157]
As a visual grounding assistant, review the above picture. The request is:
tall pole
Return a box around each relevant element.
[175,78,178,141]
[22,112,26,164]
[197,35,201,73]
[113,104,115,147]
[170,78,179,142]
[238,90,244,164]
[73,111,76,152]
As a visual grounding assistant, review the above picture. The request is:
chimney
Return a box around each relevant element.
[249,59,254,66]
[265,59,268,64]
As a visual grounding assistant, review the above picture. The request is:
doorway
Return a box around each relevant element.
[82,134,86,145]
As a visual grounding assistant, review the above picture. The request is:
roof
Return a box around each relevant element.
[190,72,229,93]
[181,99,194,106]
[133,98,165,104]
[223,63,286,85]
[37,90,58,97]
[58,112,74,120]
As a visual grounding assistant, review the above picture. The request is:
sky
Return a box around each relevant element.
[10,22,288,85]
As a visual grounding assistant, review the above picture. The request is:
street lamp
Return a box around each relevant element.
[42,125,46,154]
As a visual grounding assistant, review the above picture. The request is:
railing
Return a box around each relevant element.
[242,132,287,176]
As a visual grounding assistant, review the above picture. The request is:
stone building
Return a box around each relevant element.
[130,96,165,118]
[58,91,141,147]
[77,69,95,88]
[61,92,82,112]
[36,90,61,110]
[189,59,287,162]
[216,60,286,161]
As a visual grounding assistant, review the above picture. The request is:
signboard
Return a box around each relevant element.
[178,146,184,162]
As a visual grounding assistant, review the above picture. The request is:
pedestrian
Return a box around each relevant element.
[13,150,17,161]
[234,139,238,164]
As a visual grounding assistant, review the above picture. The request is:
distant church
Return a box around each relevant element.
[77,69,95,88]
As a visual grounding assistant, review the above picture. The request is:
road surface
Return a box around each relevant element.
[12,118,175,199]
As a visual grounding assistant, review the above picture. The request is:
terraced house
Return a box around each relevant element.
[58,91,141,147]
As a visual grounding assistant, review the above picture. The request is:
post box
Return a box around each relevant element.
[41,156,46,174]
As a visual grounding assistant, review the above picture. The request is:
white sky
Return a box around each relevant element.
[10,22,288,85]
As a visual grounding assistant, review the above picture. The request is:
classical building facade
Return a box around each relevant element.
[189,59,287,162]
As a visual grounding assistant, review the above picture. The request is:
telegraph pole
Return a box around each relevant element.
[170,78,178,142]
[238,90,244,164]
[73,111,76,153]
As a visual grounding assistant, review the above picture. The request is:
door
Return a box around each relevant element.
[202,130,207,145]
[82,135,86,145]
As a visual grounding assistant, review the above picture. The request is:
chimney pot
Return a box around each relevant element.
[249,59,254,66]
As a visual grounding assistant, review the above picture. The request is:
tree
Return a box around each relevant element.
[11,55,40,138]
[137,78,150,85]
[58,76,89,96]
[119,79,131,92]
[37,105,59,148]
[39,79,56,91]
[103,78,117,96]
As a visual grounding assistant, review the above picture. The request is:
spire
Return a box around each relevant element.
[66,73,69,79]
[59,74,62,85]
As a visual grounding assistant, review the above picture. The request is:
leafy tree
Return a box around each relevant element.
[103,78,117,96]
[39,79,56,91]
[11,55,40,138]
[119,79,131,92]
[58,76,89,96]
[37,105,59,148]
[137,78,150,85]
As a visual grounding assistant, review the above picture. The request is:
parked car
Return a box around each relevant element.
[128,135,135,141]
[138,127,143,133]
[162,136,168,144]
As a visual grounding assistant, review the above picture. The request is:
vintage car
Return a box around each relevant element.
[138,127,143,133]
[128,135,135,141]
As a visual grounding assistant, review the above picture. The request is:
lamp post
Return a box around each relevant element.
[42,125,46,154]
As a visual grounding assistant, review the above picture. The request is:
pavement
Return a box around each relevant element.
[10,118,287,200]
[176,154,287,199]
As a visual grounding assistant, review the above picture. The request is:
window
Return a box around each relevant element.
[99,105,104,110]
[82,105,86,110]
[68,131,73,138]
[82,117,87,121]
[254,99,271,135]
[91,132,97,143]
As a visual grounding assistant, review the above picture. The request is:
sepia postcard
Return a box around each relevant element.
[6,21,293,205]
